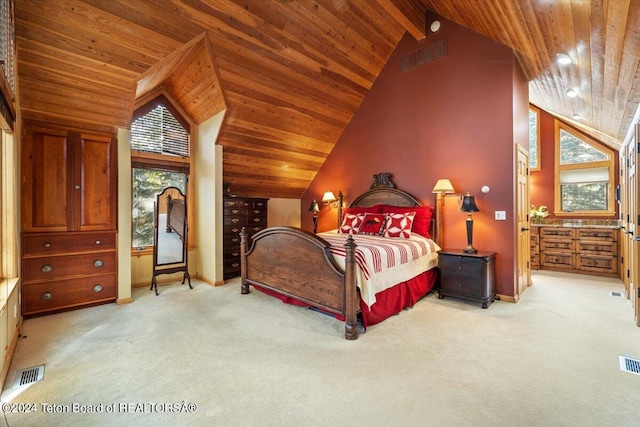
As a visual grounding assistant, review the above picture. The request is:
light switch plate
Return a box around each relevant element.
[495,211,506,220]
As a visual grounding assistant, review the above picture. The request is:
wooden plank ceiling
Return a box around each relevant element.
[14,0,640,198]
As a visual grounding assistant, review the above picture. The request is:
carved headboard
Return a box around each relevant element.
[337,173,437,242]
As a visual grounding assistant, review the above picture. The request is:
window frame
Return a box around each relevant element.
[528,105,541,171]
[553,120,615,216]
[130,92,195,254]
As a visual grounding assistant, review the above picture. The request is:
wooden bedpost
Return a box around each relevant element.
[240,228,250,294]
[337,191,344,228]
[343,235,358,340]
[434,192,443,248]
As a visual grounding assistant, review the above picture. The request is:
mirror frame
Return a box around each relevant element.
[151,186,191,295]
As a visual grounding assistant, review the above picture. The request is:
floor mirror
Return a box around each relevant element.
[151,186,191,295]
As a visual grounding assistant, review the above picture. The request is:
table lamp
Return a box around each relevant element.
[459,193,479,254]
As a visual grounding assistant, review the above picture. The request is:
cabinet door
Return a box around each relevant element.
[22,125,117,232]
[75,133,117,231]
[22,126,71,232]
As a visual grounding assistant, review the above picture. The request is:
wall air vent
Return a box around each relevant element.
[400,39,447,72]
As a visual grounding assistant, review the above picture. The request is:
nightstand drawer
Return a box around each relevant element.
[439,257,482,278]
[440,277,482,297]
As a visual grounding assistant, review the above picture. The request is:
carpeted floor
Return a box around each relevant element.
[2,270,639,426]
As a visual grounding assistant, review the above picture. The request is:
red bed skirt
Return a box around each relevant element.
[253,268,439,330]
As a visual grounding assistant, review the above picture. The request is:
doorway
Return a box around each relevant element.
[516,144,531,299]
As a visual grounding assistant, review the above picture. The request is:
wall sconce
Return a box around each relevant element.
[308,199,320,234]
[432,178,455,247]
[322,191,338,208]
[432,179,455,201]
[459,193,480,254]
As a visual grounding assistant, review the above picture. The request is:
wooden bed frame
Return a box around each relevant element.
[240,173,438,340]
[166,195,186,240]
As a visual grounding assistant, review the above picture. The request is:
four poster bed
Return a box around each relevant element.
[240,173,441,340]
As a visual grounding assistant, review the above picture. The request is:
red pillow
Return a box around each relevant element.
[382,212,416,238]
[338,213,365,234]
[357,213,387,236]
[379,205,433,238]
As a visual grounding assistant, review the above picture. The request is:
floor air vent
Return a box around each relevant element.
[610,291,623,297]
[619,356,640,376]
[12,365,45,389]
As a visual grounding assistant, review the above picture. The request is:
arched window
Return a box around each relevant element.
[131,95,191,249]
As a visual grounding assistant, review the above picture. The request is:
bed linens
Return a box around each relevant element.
[318,230,440,308]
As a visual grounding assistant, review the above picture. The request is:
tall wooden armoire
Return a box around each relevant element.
[20,121,118,317]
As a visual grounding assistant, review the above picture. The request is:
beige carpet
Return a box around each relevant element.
[2,270,639,426]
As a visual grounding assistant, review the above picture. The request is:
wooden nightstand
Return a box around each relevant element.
[438,250,496,308]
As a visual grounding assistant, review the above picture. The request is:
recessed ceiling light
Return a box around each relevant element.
[572,113,582,119]
[567,89,579,98]
[430,20,441,32]
[556,53,574,65]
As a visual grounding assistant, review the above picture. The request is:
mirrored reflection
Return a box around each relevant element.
[156,188,186,265]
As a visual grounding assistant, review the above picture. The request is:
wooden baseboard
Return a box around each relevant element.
[1,323,21,390]
[116,297,134,305]
[497,294,518,303]
[197,273,224,286]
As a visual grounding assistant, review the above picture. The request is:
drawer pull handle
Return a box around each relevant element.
[41,292,52,301]
[94,260,104,268]
[74,184,81,190]
[232,209,239,214]
[44,242,51,248]
[458,283,463,288]
[41,264,53,273]
[231,218,240,223]
[231,238,239,243]
[93,284,103,293]
[95,240,101,245]
[253,218,261,223]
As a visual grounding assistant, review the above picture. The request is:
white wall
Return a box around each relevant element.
[195,111,225,285]
[268,198,301,227]
[117,128,132,303]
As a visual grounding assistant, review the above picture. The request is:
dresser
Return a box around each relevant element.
[532,223,619,277]
[223,196,268,279]
[438,250,496,308]
[21,232,118,316]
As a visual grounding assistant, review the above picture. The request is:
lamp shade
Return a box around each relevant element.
[321,191,337,204]
[459,193,479,212]
[308,199,320,213]
[432,179,455,194]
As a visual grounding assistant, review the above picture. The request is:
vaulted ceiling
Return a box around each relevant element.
[14,0,640,198]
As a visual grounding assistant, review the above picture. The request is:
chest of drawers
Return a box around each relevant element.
[21,231,118,316]
[223,196,268,279]
[438,250,496,308]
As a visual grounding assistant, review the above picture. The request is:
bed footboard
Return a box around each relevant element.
[241,226,358,339]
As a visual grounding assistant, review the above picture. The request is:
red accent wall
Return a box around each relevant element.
[530,108,619,218]
[302,15,528,297]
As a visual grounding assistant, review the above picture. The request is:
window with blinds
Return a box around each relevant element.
[554,120,614,215]
[131,104,190,157]
[0,0,15,96]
